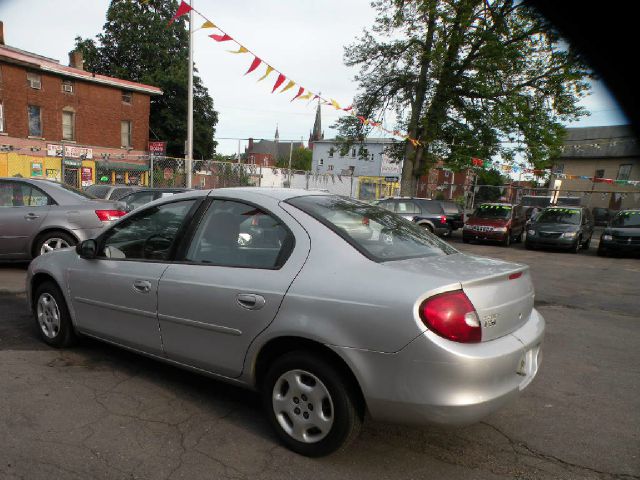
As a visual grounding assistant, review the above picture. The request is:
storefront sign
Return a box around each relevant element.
[31,162,43,177]
[380,154,403,176]
[64,158,82,168]
[81,167,93,187]
[47,144,94,159]
[45,169,60,181]
[148,141,167,155]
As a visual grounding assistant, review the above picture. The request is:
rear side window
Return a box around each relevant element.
[417,200,444,214]
[85,185,111,199]
[185,200,293,269]
[110,187,136,200]
[288,195,456,262]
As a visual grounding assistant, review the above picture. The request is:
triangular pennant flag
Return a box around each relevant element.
[342,105,353,111]
[258,65,274,82]
[168,1,192,25]
[245,57,262,75]
[271,73,286,93]
[330,99,341,110]
[357,116,367,124]
[280,80,296,93]
[298,91,314,101]
[228,46,249,54]
[291,87,305,101]
[210,33,233,42]
[201,20,216,29]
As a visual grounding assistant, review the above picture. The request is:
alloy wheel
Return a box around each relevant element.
[40,237,71,255]
[272,369,335,444]
[36,293,61,339]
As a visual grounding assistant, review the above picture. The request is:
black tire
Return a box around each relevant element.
[262,351,363,457]
[582,236,591,249]
[462,237,470,244]
[33,281,77,348]
[525,241,534,250]
[419,223,434,234]
[597,246,607,257]
[502,232,511,247]
[33,231,77,258]
[571,236,581,254]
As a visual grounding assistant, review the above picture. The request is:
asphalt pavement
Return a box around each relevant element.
[0,233,638,480]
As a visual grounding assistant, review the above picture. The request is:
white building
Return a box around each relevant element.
[311,138,403,178]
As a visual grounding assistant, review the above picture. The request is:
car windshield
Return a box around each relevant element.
[473,204,512,219]
[287,195,457,262]
[536,208,581,225]
[85,185,111,199]
[611,211,640,228]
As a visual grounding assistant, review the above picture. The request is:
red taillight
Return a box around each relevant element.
[362,217,370,226]
[95,210,127,222]
[508,272,522,280]
[440,215,447,224]
[419,290,481,343]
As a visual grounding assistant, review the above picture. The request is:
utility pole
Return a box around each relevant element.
[287,141,293,187]
[185,0,194,189]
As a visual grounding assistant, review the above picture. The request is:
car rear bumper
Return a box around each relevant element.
[463,230,508,242]
[333,308,544,426]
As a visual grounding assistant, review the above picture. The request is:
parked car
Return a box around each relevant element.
[439,201,465,231]
[592,207,615,226]
[27,188,544,457]
[525,206,594,253]
[119,188,191,212]
[597,209,640,257]
[462,203,526,246]
[85,184,142,201]
[377,197,450,236]
[0,178,126,260]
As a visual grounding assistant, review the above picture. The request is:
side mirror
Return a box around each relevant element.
[76,239,97,259]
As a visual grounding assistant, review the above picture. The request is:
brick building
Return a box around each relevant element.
[0,22,162,187]
[245,127,304,167]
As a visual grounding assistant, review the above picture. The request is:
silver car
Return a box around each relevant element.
[0,178,126,260]
[27,188,544,456]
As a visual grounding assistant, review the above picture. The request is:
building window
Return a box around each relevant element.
[617,164,632,181]
[328,147,334,158]
[595,169,605,179]
[122,91,132,104]
[62,110,75,141]
[121,120,132,148]
[328,165,334,171]
[319,158,324,166]
[27,72,42,90]
[62,80,74,94]
[554,163,564,174]
[28,105,42,137]
[351,148,356,157]
[0,103,4,132]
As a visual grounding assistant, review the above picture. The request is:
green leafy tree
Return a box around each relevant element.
[75,0,218,158]
[276,147,312,171]
[335,0,591,195]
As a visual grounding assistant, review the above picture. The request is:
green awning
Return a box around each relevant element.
[96,161,149,172]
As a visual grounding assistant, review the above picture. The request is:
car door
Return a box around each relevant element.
[0,181,51,258]
[66,198,199,354]
[156,197,310,378]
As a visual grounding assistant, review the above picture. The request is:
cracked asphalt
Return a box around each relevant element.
[0,231,639,480]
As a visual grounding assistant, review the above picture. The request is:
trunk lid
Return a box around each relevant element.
[387,253,534,341]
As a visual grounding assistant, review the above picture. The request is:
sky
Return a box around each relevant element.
[0,0,629,156]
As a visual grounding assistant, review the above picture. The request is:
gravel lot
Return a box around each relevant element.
[0,232,638,480]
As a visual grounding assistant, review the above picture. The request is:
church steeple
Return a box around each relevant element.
[308,102,323,148]
[274,124,279,142]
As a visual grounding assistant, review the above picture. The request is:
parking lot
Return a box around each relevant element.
[0,231,638,480]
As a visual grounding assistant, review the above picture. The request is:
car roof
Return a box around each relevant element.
[209,187,329,201]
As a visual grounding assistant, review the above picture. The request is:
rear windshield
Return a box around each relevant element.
[287,195,457,262]
[441,202,462,214]
[473,204,512,219]
[536,208,581,225]
[48,181,96,199]
[85,185,111,199]
[611,211,640,228]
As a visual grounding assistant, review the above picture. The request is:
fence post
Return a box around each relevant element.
[150,155,154,188]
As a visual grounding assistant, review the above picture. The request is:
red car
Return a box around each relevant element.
[463,203,526,247]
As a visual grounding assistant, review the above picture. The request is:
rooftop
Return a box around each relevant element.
[0,44,162,95]
[560,125,640,159]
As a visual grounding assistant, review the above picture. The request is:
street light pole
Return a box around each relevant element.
[185,0,194,189]
[287,141,293,187]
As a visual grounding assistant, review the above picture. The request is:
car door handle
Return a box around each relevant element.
[132,280,152,294]
[24,213,40,220]
[236,293,266,310]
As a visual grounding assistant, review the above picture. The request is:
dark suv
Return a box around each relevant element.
[376,197,450,236]
[439,201,465,231]
[525,206,594,253]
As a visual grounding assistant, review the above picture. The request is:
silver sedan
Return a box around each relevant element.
[0,178,126,260]
[27,188,544,456]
